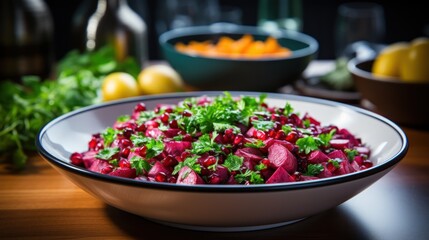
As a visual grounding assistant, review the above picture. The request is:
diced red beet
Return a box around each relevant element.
[245,127,257,138]
[316,162,333,178]
[88,159,110,173]
[82,151,97,169]
[329,139,351,149]
[268,143,297,174]
[266,166,294,184]
[148,161,172,179]
[354,155,364,165]
[145,128,164,138]
[355,146,370,155]
[176,166,205,184]
[350,161,360,172]
[235,147,263,161]
[335,160,353,175]
[227,175,238,184]
[108,167,137,178]
[164,141,192,157]
[300,175,319,181]
[328,149,348,161]
[307,150,330,164]
[210,165,229,184]
[263,138,295,152]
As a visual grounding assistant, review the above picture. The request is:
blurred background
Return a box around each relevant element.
[42,0,428,61]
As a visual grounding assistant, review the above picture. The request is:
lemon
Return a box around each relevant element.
[101,72,140,101]
[372,42,410,78]
[137,65,184,94]
[400,37,429,83]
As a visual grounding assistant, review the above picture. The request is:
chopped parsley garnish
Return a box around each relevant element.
[96,147,119,160]
[130,156,151,175]
[305,164,324,176]
[173,155,201,175]
[222,154,243,171]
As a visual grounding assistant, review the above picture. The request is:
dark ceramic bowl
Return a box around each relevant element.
[159,24,318,91]
[348,58,429,127]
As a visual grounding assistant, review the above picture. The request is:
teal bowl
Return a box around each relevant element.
[159,24,318,91]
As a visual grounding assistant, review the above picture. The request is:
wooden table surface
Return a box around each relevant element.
[0,126,428,240]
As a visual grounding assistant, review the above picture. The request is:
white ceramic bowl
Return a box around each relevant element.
[36,91,408,232]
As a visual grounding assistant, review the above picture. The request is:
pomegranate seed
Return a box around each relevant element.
[155,172,167,182]
[136,124,146,132]
[134,103,146,112]
[253,130,267,140]
[202,156,217,167]
[95,142,104,151]
[162,155,177,167]
[119,159,131,168]
[179,151,191,161]
[275,130,286,140]
[260,102,268,108]
[279,115,288,125]
[120,147,131,158]
[119,138,132,148]
[286,131,298,143]
[122,129,133,138]
[145,120,159,129]
[88,138,98,150]
[160,113,170,124]
[101,166,113,174]
[233,134,244,145]
[209,175,221,184]
[261,158,270,166]
[182,110,192,117]
[137,146,147,157]
[271,113,279,121]
[291,172,302,181]
[221,146,231,155]
[169,119,179,129]
[268,129,276,138]
[70,152,83,166]
[164,107,174,113]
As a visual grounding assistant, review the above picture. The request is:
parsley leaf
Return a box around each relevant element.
[191,133,221,154]
[296,136,323,154]
[345,148,359,161]
[130,156,151,175]
[234,170,264,184]
[101,127,118,147]
[96,147,119,160]
[318,129,336,146]
[172,155,201,175]
[251,119,275,131]
[304,163,324,176]
[222,154,243,171]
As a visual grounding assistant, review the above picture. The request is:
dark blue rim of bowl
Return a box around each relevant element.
[36,91,408,193]
[158,24,319,61]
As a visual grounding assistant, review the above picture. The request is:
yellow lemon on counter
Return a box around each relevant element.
[137,65,184,94]
[102,72,140,101]
[400,37,429,83]
[372,42,410,78]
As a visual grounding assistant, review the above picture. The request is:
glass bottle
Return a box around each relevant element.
[258,0,303,33]
[0,0,54,82]
[75,0,148,68]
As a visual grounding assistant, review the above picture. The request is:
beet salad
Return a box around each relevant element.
[70,92,373,185]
